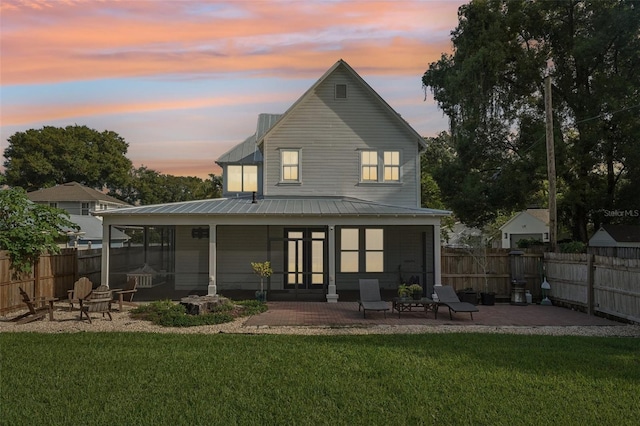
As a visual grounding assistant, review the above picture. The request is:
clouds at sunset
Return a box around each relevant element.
[1,0,465,178]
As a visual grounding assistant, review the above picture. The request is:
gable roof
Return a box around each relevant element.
[95,196,450,218]
[27,182,128,205]
[500,209,549,230]
[257,59,427,150]
[595,224,640,243]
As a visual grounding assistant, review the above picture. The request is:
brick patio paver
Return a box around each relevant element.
[243,302,623,327]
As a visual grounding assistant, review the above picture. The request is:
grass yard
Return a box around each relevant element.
[1,332,639,425]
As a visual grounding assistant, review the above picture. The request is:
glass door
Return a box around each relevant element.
[285,228,326,290]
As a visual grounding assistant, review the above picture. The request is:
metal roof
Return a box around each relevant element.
[215,134,261,164]
[216,113,281,165]
[95,196,450,217]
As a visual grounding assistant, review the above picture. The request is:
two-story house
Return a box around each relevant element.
[96,60,450,302]
[27,181,130,248]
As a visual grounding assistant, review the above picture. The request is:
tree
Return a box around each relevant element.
[0,181,78,275]
[119,166,222,205]
[423,0,640,241]
[3,125,132,192]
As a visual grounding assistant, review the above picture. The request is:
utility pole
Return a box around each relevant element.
[544,74,557,252]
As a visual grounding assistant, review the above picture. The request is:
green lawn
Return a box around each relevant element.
[1,333,638,425]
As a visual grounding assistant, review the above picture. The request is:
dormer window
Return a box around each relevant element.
[227,165,258,192]
[335,84,347,99]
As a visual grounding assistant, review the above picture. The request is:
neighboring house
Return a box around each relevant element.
[500,208,549,249]
[27,182,130,248]
[443,223,483,249]
[589,224,640,258]
[63,215,130,249]
[96,59,450,302]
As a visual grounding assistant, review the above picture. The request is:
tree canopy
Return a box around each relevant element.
[3,125,132,193]
[423,0,640,241]
[118,167,222,205]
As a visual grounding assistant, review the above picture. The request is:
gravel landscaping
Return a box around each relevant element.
[2,304,639,337]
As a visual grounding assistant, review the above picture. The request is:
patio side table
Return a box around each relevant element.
[392,297,437,318]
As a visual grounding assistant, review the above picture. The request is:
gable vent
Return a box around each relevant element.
[335,83,347,99]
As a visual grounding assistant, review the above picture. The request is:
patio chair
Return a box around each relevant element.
[114,277,138,311]
[79,285,113,323]
[11,287,48,324]
[358,279,389,318]
[67,277,93,311]
[434,285,479,320]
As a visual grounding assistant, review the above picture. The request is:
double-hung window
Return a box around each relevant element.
[281,149,300,182]
[227,165,258,192]
[360,151,378,182]
[360,150,400,182]
[383,151,400,181]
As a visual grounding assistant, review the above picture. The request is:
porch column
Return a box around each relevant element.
[433,223,442,285]
[326,225,339,303]
[207,224,217,296]
[101,222,110,287]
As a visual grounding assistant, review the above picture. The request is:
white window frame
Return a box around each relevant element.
[383,151,400,182]
[360,150,378,182]
[280,149,301,183]
[359,149,402,183]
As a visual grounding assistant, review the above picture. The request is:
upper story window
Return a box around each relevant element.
[360,150,401,182]
[81,202,90,215]
[360,151,378,182]
[281,149,300,182]
[383,151,400,181]
[335,84,347,99]
[227,165,258,192]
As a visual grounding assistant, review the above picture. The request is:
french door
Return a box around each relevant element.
[284,228,326,290]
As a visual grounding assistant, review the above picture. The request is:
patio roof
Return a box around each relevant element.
[94,196,450,217]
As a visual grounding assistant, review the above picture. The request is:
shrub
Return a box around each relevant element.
[559,241,586,253]
[130,298,267,327]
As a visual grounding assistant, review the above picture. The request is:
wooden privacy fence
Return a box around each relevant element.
[0,249,102,315]
[441,248,544,300]
[544,252,640,323]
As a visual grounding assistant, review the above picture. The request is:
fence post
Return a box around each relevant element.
[587,254,594,316]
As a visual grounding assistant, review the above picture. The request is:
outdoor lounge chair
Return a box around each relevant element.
[434,285,479,320]
[11,287,50,324]
[114,277,138,311]
[79,285,113,323]
[67,277,93,311]
[358,279,389,318]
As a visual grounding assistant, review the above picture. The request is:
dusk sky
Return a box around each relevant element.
[1,0,466,179]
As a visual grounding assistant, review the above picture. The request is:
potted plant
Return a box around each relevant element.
[408,284,423,300]
[251,261,272,302]
[457,287,478,305]
[397,284,410,299]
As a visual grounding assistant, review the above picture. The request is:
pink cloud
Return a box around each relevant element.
[1,0,462,85]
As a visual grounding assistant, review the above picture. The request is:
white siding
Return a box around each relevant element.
[263,67,420,207]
